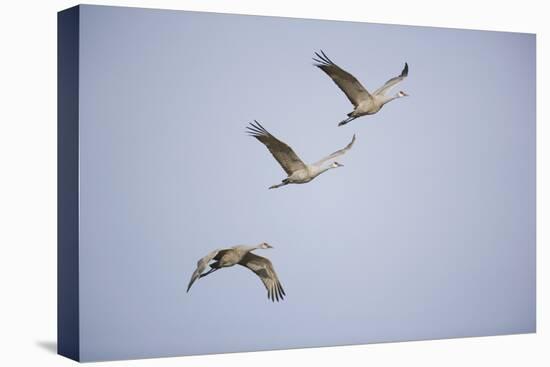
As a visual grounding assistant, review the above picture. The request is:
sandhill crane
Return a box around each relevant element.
[247,120,355,189]
[313,50,409,126]
[187,242,286,302]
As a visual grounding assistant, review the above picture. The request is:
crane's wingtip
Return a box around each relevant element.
[313,50,333,66]
[348,134,356,147]
[401,62,409,77]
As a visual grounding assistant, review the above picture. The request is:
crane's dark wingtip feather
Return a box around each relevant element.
[278,282,286,296]
[312,57,325,66]
[314,51,332,65]
[276,283,285,300]
[253,120,266,130]
[246,125,261,133]
[246,123,268,137]
[245,130,262,137]
[320,50,334,64]
[316,50,326,61]
[401,62,409,77]
[248,120,270,136]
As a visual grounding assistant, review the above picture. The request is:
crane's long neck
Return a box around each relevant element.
[379,94,398,105]
[310,164,335,178]
[241,243,264,253]
[380,92,405,106]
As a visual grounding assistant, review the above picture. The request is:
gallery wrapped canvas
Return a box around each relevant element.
[58,4,535,362]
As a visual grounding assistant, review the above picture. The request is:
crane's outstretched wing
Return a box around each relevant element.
[239,252,286,302]
[313,50,372,107]
[313,134,356,167]
[247,121,307,176]
[373,63,408,96]
[187,248,227,292]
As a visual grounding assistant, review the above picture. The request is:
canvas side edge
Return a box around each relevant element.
[57,5,81,362]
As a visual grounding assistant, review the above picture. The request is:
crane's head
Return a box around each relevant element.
[397,90,409,98]
[331,161,344,168]
[259,242,273,249]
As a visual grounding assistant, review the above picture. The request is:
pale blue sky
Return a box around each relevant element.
[76,5,535,361]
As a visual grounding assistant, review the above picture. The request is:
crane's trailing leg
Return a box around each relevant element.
[338,115,357,126]
[199,267,219,278]
[269,179,289,189]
